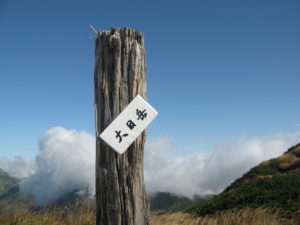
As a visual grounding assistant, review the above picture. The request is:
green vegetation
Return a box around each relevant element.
[187,143,300,217]
[0,169,35,213]
[0,168,18,195]
[149,192,213,212]
[1,143,300,224]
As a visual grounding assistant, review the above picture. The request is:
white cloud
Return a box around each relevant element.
[19,127,95,205]
[144,132,300,197]
[2,127,300,203]
[0,156,35,178]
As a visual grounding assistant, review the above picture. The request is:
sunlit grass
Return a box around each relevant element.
[0,202,298,225]
[0,201,95,225]
[152,208,299,225]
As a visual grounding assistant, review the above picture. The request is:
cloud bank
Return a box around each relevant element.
[144,132,300,197]
[19,127,95,205]
[1,127,300,204]
[0,156,35,178]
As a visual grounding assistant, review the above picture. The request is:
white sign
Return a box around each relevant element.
[99,95,158,154]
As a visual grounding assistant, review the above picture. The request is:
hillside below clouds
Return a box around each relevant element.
[0,166,214,213]
[0,168,93,212]
[1,143,300,215]
[0,168,212,213]
[188,143,300,216]
[0,168,35,212]
[0,168,18,195]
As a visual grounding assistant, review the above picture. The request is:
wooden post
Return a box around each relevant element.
[94,28,150,225]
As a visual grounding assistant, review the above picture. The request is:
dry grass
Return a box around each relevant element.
[151,208,299,225]
[291,146,300,155]
[0,201,95,225]
[278,145,300,170]
[278,153,300,170]
[259,160,270,166]
[0,204,298,225]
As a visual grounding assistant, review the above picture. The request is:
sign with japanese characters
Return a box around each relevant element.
[99,95,158,154]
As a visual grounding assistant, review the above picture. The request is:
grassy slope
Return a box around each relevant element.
[187,143,300,216]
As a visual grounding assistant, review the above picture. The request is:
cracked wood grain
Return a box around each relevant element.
[94,27,150,225]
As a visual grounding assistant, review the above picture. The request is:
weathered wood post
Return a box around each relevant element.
[94,28,150,225]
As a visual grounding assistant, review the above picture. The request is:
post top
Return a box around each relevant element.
[97,27,144,45]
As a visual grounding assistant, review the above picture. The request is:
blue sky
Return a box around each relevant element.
[1,0,300,158]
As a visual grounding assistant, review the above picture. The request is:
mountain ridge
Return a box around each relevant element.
[2,142,300,215]
[187,143,300,216]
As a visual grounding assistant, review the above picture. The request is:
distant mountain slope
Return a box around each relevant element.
[1,167,213,213]
[0,168,35,212]
[30,188,94,213]
[149,192,213,212]
[187,143,300,216]
[0,167,95,213]
[0,168,18,195]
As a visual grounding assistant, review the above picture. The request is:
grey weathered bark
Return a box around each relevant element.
[94,28,150,225]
